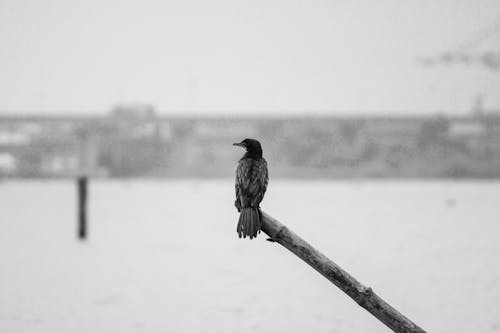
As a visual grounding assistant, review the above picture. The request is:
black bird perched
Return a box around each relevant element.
[233,138,269,239]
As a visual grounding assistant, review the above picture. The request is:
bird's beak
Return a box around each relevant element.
[233,142,244,147]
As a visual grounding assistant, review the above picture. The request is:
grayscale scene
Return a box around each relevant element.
[1,1,499,332]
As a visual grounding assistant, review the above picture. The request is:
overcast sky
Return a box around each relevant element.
[0,0,499,116]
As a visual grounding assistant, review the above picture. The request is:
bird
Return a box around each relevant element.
[233,138,269,239]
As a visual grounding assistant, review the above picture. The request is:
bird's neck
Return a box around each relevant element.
[243,150,262,160]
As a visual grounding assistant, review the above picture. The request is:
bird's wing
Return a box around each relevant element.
[250,158,268,207]
[236,158,268,208]
[235,158,251,202]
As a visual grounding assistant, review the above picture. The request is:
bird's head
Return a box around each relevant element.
[233,138,263,158]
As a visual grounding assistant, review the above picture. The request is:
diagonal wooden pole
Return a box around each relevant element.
[260,211,427,333]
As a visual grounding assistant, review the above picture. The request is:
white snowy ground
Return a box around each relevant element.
[0,180,499,333]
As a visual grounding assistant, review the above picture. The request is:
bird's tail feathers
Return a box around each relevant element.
[237,207,261,239]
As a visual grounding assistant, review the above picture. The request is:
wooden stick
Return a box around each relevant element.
[77,176,88,240]
[260,211,427,333]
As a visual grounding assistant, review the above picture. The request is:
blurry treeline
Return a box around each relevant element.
[1,106,500,179]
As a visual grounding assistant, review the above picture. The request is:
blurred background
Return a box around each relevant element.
[0,1,499,332]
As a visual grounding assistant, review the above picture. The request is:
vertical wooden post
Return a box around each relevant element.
[76,125,97,240]
[77,176,88,240]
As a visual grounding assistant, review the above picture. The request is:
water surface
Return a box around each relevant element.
[0,180,499,332]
